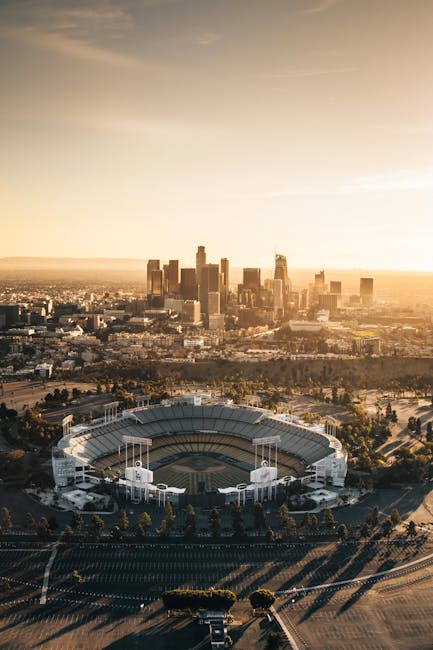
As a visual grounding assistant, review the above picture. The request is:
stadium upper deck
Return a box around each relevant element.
[53,398,347,489]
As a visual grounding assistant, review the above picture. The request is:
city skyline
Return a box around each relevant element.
[2,0,433,270]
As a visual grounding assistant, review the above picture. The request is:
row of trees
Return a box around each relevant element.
[162,588,237,612]
[0,507,56,540]
[161,587,276,613]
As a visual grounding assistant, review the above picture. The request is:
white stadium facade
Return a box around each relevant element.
[52,394,347,506]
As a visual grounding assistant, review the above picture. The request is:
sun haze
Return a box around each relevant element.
[1,0,433,269]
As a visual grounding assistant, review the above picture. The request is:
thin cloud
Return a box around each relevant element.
[342,169,433,193]
[93,116,213,138]
[247,169,433,198]
[299,0,345,16]
[0,1,134,39]
[195,31,223,46]
[0,25,159,70]
[258,66,359,79]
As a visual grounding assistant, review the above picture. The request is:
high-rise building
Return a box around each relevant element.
[243,268,261,293]
[318,293,339,315]
[199,263,220,315]
[196,245,206,286]
[0,305,20,329]
[329,281,342,295]
[360,277,374,305]
[274,254,292,312]
[220,258,229,288]
[182,300,201,325]
[314,270,325,294]
[300,288,310,310]
[220,257,229,312]
[162,264,170,293]
[180,268,198,300]
[168,260,179,295]
[151,269,163,297]
[147,259,160,294]
[272,279,284,314]
[208,291,220,315]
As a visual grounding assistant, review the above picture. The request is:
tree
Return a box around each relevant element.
[117,509,129,531]
[64,524,74,540]
[390,508,401,527]
[427,422,433,442]
[156,519,170,539]
[265,631,283,650]
[301,512,312,529]
[385,402,392,420]
[253,502,267,530]
[382,518,393,540]
[0,507,12,533]
[264,526,274,543]
[249,589,276,610]
[337,523,348,542]
[165,502,175,531]
[209,507,221,539]
[110,524,123,541]
[37,517,51,540]
[71,511,83,530]
[407,520,417,538]
[92,515,104,537]
[138,511,152,533]
[360,522,372,539]
[308,514,319,532]
[231,503,245,539]
[321,508,336,529]
[332,386,338,404]
[278,505,294,538]
[136,523,146,539]
[185,504,196,534]
[71,569,83,584]
[415,418,422,437]
[25,512,36,530]
[162,588,236,612]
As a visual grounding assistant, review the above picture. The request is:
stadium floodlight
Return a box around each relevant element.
[252,436,281,446]
[62,414,73,437]
[123,436,152,446]
[105,401,119,409]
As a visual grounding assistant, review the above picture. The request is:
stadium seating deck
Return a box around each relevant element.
[60,404,334,478]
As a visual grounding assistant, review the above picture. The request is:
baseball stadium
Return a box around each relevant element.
[53,394,347,505]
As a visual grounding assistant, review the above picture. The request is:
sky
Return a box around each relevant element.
[1,0,433,270]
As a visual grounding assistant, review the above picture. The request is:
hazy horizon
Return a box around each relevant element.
[3,254,433,275]
[2,1,433,269]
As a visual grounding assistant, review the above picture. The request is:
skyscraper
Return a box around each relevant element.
[199,263,220,315]
[329,281,342,295]
[243,268,261,293]
[151,269,163,297]
[167,260,179,295]
[196,245,206,286]
[147,259,160,294]
[360,277,374,305]
[208,291,220,315]
[274,254,292,312]
[220,257,229,312]
[314,270,325,294]
[220,258,229,288]
[180,268,198,300]
[272,279,283,315]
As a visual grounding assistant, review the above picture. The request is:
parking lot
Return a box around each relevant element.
[0,534,432,648]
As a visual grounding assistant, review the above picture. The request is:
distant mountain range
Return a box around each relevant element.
[0,257,150,270]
